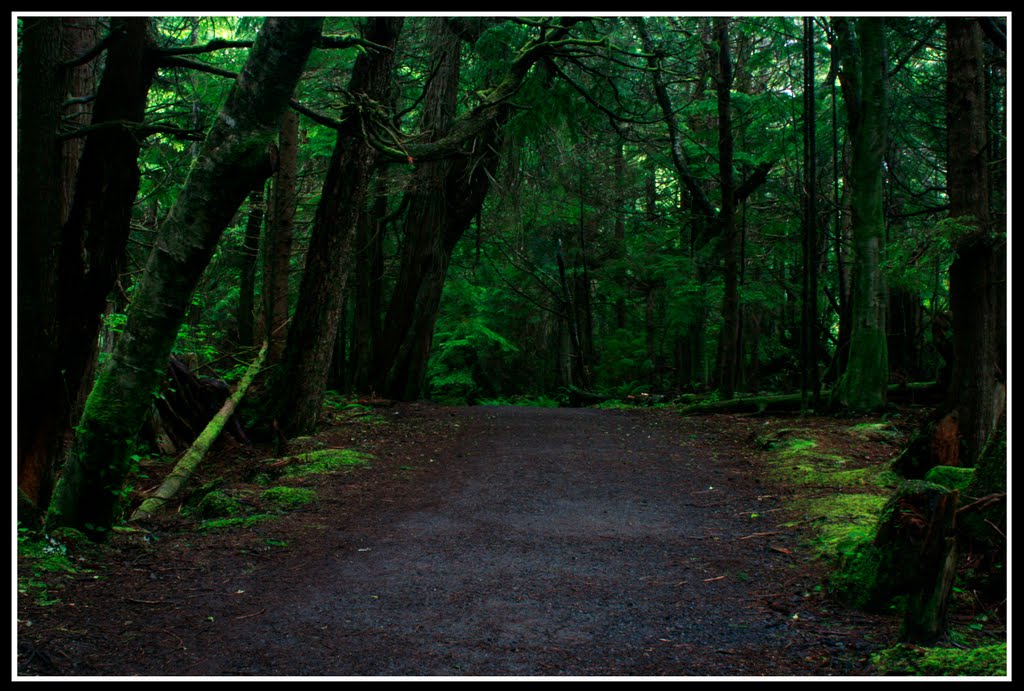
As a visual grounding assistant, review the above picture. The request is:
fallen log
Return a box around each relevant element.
[130,343,267,522]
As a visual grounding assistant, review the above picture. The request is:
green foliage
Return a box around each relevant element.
[428,276,521,404]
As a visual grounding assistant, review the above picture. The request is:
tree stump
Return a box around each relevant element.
[872,480,960,644]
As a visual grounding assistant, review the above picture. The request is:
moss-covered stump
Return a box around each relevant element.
[958,416,1007,604]
[874,481,960,644]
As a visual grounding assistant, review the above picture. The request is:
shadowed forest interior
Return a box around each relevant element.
[16,14,1008,677]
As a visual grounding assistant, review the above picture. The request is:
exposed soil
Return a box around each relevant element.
[18,403,921,678]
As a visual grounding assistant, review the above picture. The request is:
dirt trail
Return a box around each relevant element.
[18,405,884,677]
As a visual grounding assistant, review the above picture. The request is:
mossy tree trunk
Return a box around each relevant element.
[872,481,960,644]
[834,17,889,411]
[46,17,324,540]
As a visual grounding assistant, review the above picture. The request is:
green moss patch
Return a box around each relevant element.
[195,490,244,519]
[870,642,1006,676]
[924,465,976,492]
[282,448,372,478]
[803,493,888,558]
[17,526,86,606]
[196,514,274,531]
[261,486,316,511]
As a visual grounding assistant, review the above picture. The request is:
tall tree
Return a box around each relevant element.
[19,17,156,518]
[266,17,403,435]
[369,18,467,400]
[714,17,740,400]
[833,17,889,411]
[801,16,821,408]
[46,16,324,539]
[944,17,1006,466]
[262,109,300,367]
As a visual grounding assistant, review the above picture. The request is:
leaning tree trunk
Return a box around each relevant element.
[267,17,403,435]
[834,17,889,411]
[131,343,267,522]
[46,17,324,540]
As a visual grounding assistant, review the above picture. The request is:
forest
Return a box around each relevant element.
[17,14,1007,677]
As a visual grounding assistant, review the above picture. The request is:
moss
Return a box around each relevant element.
[283,448,372,478]
[870,642,1006,676]
[195,490,243,519]
[196,514,274,531]
[804,493,888,557]
[923,465,976,492]
[261,486,316,511]
[829,535,886,610]
[17,527,83,606]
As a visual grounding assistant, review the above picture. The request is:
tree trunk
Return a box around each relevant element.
[801,16,821,409]
[835,17,889,411]
[715,17,740,400]
[58,17,98,225]
[46,17,324,540]
[350,173,388,393]
[945,18,1006,467]
[263,109,300,367]
[237,190,264,348]
[268,17,402,434]
[17,17,65,517]
[372,19,502,401]
[874,482,960,644]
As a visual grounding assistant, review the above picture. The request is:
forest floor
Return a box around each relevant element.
[15,402,1005,678]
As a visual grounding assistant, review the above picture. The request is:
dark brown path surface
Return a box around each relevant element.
[17,404,892,677]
